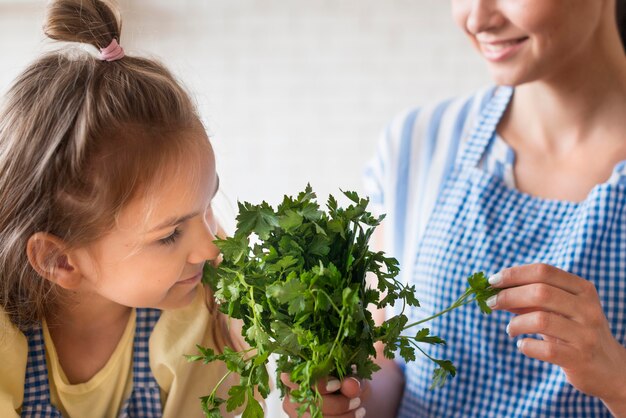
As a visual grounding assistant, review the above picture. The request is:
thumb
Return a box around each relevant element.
[340,377,362,398]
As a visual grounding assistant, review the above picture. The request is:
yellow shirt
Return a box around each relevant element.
[0,285,239,418]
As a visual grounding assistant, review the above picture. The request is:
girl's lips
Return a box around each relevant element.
[479,37,529,62]
[177,272,202,285]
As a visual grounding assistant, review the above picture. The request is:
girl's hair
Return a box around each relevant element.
[618,0,626,52]
[0,0,232,350]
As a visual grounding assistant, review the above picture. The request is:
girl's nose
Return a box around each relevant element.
[187,216,221,265]
[465,0,504,35]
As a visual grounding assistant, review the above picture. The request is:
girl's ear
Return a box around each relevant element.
[26,232,83,290]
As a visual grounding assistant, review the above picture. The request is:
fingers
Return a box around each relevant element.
[280,374,361,395]
[488,282,580,320]
[489,263,588,295]
[338,377,361,398]
[507,311,584,344]
[282,395,356,416]
[280,374,366,417]
[282,393,365,417]
[516,338,578,369]
[282,395,366,418]
[280,373,298,390]
[487,264,626,401]
[487,264,605,326]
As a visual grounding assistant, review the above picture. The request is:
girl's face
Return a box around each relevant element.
[451,0,605,85]
[73,131,220,310]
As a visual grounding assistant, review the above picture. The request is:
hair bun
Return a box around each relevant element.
[44,0,122,51]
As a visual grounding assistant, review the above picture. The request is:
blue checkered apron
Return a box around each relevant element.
[397,86,626,417]
[21,308,163,418]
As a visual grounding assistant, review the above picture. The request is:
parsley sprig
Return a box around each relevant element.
[189,185,500,417]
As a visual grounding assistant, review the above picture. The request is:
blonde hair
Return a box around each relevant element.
[0,0,232,350]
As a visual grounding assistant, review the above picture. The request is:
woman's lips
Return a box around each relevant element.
[177,272,202,285]
[479,37,529,62]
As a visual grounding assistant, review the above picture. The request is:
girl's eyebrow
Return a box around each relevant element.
[149,212,198,232]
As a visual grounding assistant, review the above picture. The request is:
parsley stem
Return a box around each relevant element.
[328,307,346,362]
[310,289,342,315]
[410,340,436,363]
[343,221,359,277]
[403,297,476,330]
[209,369,234,398]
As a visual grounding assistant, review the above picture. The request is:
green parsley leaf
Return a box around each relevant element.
[226,385,247,411]
[241,396,264,418]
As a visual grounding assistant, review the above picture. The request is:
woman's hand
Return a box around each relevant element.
[488,263,626,415]
[281,374,367,418]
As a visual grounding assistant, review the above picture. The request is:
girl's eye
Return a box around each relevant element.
[159,227,182,245]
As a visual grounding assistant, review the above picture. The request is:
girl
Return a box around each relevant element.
[0,1,240,416]
[283,0,626,417]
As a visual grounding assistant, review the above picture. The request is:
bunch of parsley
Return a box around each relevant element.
[189,185,499,418]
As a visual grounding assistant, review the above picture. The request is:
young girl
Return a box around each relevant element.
[0,1,240,416]
[283,0,626,417]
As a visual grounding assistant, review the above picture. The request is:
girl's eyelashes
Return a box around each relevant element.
[159,227,182,246]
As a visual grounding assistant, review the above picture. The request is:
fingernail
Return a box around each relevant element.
[349,397,361,410]
[355,407,366,418]
[486,294,497,308]
[505,323,511,336]
[326,379,341,392]
[516,340,523,350]
[488,272,502,286]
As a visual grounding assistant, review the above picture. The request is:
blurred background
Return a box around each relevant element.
[0,0,489,415]
[0,0,489,231]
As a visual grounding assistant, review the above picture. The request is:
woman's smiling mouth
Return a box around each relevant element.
[478,36,529,62]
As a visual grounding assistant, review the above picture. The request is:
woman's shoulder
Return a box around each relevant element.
[372,85,499,180]
[0,308,28,416]
[385,85,498,145]
[364,86,503,248]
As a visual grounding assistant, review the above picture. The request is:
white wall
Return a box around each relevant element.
[0,0,490,230]
[0,1,489,416]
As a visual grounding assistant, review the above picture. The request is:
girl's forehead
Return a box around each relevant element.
[118,148,217,232]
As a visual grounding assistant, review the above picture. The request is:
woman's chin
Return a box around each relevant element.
[486,67,534,88]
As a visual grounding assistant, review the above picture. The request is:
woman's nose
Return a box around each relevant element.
[465,0,504,35]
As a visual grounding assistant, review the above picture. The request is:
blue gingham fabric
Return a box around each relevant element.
[20,327,62,418]
[118,308,163,418]
[395,86,626,417]
[21,308,163,418]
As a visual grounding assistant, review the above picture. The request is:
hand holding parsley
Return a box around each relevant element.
[188,185,500,418]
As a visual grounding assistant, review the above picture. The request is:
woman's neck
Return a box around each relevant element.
[506,26,626,153]
[511,82,626,155]
[496,29,626,202]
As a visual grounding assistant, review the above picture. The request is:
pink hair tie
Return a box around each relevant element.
[99,38,125,62]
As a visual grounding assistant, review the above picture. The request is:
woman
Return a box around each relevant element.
[283,1,626,417]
